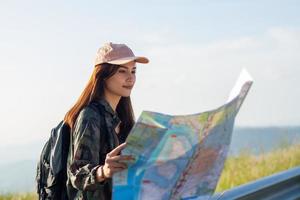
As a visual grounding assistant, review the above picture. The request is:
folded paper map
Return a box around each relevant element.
[113,69,253,200]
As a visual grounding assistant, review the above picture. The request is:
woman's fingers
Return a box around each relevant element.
[110,167,127,173]
[104,162,127,178]
[106,156,131,168]
[103,143,135,177]
[105,155,131,169]
[107,142,127,157]
[108,155,134,162]
[108,161,127,169]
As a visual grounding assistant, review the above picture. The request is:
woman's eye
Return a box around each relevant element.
[118,70,126,73]
[132,71,136,74]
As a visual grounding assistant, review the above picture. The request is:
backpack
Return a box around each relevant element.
[36,102,106,200]
[36,120,71,200]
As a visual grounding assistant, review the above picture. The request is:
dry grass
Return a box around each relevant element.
[0,193,37,200]
[215,143,300,192]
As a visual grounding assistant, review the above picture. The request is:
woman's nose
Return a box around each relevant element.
[126,72,135,82]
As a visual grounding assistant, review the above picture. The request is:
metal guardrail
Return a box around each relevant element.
[210,166,300,200]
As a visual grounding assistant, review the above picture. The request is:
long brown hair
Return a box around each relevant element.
[63,63,135,138]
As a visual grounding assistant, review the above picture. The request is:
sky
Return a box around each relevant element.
[0,0,300,146]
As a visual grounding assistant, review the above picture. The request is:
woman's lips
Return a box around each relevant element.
[123,85,133,89]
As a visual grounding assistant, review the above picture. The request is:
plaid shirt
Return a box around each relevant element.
[66,99,123,200]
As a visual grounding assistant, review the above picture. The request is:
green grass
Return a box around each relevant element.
[0,193,37,200]
[215,143,300,192]
[1,144,300,199]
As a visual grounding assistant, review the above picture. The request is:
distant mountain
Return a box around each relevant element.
[0,139,45,166]
[230,126,300,155]
[0,126,299,193]
[0,160,36,193]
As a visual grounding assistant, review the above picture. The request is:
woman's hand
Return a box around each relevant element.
[96,143,134,180]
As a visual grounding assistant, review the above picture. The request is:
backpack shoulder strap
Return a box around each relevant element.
[50,121,70,175]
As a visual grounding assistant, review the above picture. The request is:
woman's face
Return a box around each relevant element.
[104,61,136,98]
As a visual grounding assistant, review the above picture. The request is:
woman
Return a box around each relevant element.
[65,42,149,199]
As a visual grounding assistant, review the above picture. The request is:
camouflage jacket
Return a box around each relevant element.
[66,99,124,200]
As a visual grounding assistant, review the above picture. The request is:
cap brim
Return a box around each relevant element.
[107,56,149,65]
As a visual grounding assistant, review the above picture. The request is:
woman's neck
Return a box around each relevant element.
[103,93,121,112]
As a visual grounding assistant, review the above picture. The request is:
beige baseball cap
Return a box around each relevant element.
[94,42,149,66]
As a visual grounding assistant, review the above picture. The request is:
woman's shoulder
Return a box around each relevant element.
[77,103,102,123]
[72,104,102,135]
